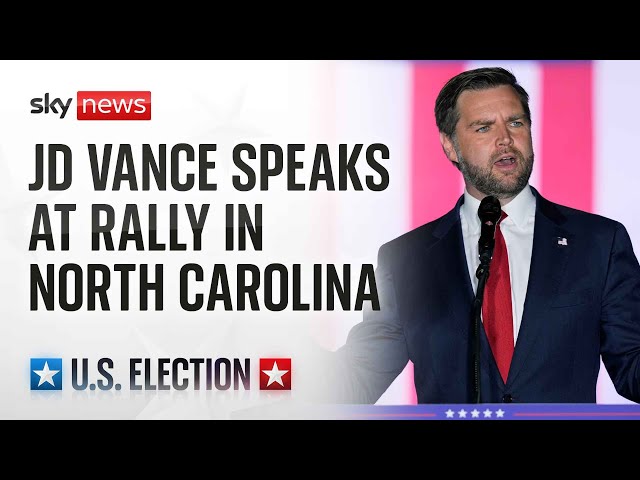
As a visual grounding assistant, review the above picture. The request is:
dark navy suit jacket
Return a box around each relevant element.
[333,187,640,404]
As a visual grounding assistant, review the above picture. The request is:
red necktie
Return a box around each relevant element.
[482,211,514,384]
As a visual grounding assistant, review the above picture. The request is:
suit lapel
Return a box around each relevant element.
[506,189,573,385]
[429,197,475,336]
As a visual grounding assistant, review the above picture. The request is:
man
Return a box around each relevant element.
[327,66,640,404]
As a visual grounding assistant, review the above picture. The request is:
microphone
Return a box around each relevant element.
[477,195,502,271]
[471,194,502,403]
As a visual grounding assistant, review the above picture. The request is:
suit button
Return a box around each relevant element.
[502,394,513,403]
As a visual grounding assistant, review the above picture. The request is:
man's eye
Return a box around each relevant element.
[476,126,489,133]
[510,121,524,127]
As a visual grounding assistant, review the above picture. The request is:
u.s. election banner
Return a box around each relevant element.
[1,60,639,419]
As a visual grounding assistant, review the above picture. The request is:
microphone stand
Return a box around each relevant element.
[472,242,494,404]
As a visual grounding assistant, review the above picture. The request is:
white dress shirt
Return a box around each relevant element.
[459,185,537,344]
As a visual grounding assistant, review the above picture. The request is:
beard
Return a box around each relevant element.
[455,145,534,200]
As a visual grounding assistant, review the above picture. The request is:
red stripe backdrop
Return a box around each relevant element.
[411,62,465,228]
[540,62,593,212]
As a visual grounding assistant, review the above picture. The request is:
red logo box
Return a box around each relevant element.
[77,91,151,120]
[259,358,291,390]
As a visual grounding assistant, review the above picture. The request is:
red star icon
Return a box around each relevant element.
[259,358,291,390]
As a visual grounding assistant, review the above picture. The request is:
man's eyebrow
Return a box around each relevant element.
[506,114,526,122]
[468,114,526,128]
[468,118,494,128]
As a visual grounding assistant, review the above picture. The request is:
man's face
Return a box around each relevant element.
[440,85,534,201]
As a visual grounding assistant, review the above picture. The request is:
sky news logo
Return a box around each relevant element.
[29,356,291,391]
[30,91,151,120]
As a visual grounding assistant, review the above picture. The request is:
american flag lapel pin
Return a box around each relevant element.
[557,237,568,246]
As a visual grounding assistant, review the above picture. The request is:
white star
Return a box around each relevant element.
[34,361,60,387]
[262,361,289,387]
[496,409,505,418]
[458,409,467,418]
[483,408,493,418]
[445,409,454,418]
[471,409,480,418]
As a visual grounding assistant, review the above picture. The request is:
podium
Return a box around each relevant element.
[230,401,640,420]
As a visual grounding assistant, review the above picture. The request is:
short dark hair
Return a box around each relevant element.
[434,67,531,137]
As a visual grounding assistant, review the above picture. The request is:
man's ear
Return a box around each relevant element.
[439,132,459,165]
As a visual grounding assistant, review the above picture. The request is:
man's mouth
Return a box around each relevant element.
[494,155,516,166]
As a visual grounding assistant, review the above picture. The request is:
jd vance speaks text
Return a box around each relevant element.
[28,142,389,313]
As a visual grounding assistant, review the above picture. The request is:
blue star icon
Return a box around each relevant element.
[31,358,62,390]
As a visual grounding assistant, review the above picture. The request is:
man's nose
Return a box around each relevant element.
[496,124,514,147]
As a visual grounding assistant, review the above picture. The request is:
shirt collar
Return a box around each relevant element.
[460,184,536,233]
